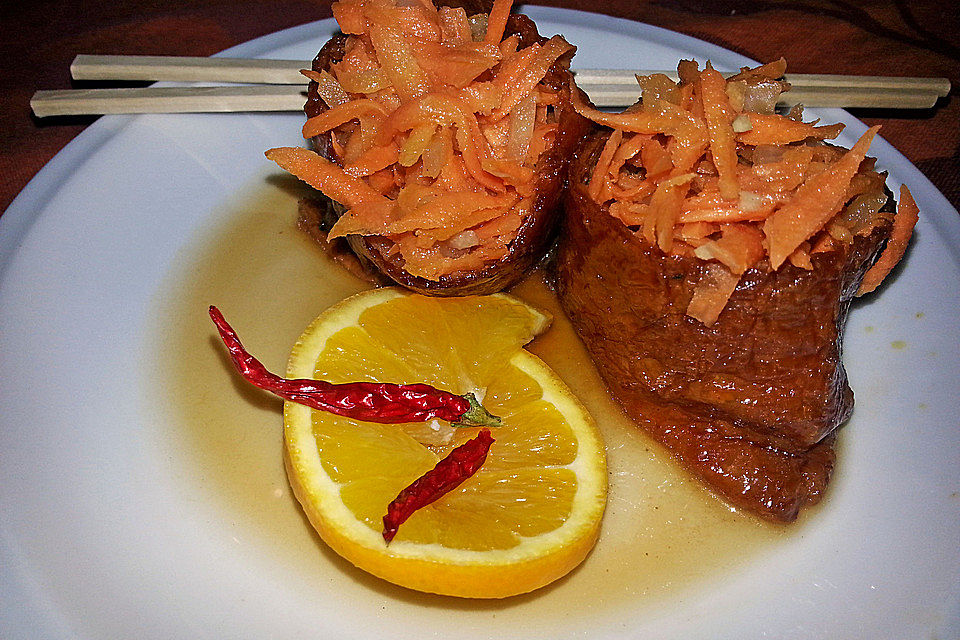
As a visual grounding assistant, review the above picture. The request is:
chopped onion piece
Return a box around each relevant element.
[838,191,889,234]
[468,14,488,42]
[639,73,679,108]
[827,221,854,243]
[732,114,753,133]
[753,144,785,165]
[447,229,481,249]
[421,125,452,179]
[506,93,537,160]
[738,191,764,212]
[399,123,437,166]
[725,80,746,112]
[303,69,351,108]
[741,81,782,115]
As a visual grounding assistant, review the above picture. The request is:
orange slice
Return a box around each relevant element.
[283,288,607,597]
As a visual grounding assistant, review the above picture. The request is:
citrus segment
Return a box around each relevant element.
[283,287,606,598]
[482,362,544,415]
[313,326,422,384]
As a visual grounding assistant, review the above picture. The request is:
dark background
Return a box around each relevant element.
[2,0,958,214]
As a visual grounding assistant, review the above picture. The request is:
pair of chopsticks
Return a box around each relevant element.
[30,54,951,117]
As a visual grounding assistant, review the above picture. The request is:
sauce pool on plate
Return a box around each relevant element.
[146,175,798,615]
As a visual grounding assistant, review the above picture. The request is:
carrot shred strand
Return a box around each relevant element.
[856,184,919,295]
[686,262,742,326]
[484,0,514,45]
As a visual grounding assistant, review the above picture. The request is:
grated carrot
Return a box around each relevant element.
[686,262,742,326]
[609,201,650,227]
[526,123,557,167]
[588,129,623,201]
[377,93,503,191]
[573,90,706,151]
[333,37,391,94]
[678,190,774,223]
[484,0,514,45]
[738,113,844,147]
[365,3,441,41]
[438,6,471,43]
[613,178,656,202]
[740,145,814,195]
[698,67,739,200]
[459,81,503,115]
[275,0,573,280]
[661,103,708,172]
[265,146,396,240]
[302,98,388,139]
[856,184,919,295]
[343,143,400,177]
[678,221,720,241]
[410,40,501,88]
[386,191,518,235]
[764,127,878,269]
[640,137,672,178]
[692,222,765,274]
[647,173,693,251]
[368,23,432,101]
[265,146,386,208]
[577,60,903,324]
[498,34,520,57]
[728,57,787,82]
[609,133,649,176]
[331,0,367,35]
[493,36,573,118]
[786,243,813,270]
[489,46,539,105]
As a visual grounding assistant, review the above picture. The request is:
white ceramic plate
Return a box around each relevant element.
[1,8,958,639]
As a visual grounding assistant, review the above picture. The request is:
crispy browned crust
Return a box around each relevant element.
[302,14,591,296]
[555,132,894,522]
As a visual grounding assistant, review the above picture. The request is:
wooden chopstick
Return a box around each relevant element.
[70,54,308,84]
[582,85,944,110]
[71,54,951,95]
[573,66,951,94]
[31,86,307,117]
[31,54,950,117]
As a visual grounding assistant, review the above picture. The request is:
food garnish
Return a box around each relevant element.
[382,427,494,543]
[268,0,589,295]
[857,184,919,295]
[556,59,917,522]
[209,305,499,427]
[220,288,605,597]
[571,59,916,325]
[210,304,503,543]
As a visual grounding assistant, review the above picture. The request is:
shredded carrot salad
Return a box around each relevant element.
[266,0,573,281]
[575,59,917,325]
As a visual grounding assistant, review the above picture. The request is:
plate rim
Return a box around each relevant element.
[1,7,958,639]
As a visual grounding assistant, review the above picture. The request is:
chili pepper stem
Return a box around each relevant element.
[457,392,501,428]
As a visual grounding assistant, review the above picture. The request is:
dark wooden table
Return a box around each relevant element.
[2,0,958,215]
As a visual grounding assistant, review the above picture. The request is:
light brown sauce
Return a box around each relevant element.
[148,176,801,624]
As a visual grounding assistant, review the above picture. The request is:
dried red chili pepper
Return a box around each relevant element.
[209,306,500,427]
[382,428,495,543]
